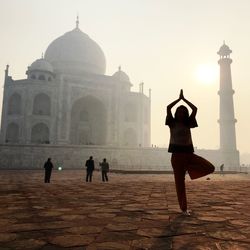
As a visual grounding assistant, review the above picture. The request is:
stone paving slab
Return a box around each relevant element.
[0,170,249,249]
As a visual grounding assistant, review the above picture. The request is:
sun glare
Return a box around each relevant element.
[195,64,218,85]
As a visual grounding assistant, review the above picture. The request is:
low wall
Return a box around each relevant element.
[0,144,172,170]
[0,144,226,171]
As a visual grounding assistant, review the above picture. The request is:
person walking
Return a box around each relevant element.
[85,156,95,182]
[165,89,215,215]
[100,158,109,182]
[44,158,54,183]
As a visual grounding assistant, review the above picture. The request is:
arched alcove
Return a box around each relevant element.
[8,93,21,115]
[33,93,51,115]
[31,123,50,144]
[70,96,107,145]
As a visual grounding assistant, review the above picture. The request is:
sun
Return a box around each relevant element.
[195,63,218,85]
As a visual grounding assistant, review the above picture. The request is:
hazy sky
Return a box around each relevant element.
[1,0,250,154]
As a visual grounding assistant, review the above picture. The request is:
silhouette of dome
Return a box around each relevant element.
[112,67,130,82]
[44,27,106,75]
[29,58,53,73]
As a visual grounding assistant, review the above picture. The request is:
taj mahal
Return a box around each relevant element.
[0,19,240,171]
[0,19,150,147]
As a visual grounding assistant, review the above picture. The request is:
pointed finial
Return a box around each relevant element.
[141,82,144,94]
[41,52,44,59]
[5,64,9,74]
[118,65,121,71]
[223,40,225,45]
[76,14,79,29]
[5,64,9,79]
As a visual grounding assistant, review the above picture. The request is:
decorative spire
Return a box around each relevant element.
[5,64,9,76]
[4,64,9,83]
[139,82,144,93]
[118,65,121,71]
[41,52,44,59]
[76,14,79,29]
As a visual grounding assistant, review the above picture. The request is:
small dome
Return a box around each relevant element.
[44,27,106,75]
[112,67,130,82]
[30,58,54,73]
[217,42,232,57]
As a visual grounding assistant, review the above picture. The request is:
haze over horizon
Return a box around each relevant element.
[1,0,250,157]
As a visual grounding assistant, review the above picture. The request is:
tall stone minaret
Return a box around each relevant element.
[217,42,239,170]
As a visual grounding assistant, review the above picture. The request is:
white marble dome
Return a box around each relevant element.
[29,58,53,73]
[44,27,106,75]
[112,67,130,82]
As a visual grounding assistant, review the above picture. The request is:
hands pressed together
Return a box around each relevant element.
[179,89,184,100]
[166,89,197,114]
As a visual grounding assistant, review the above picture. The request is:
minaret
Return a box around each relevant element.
[217,42,239,169]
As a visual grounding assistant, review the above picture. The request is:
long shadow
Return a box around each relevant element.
[149,213,195,249]
[149,210,247,250]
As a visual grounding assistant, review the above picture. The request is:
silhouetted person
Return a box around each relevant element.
[100,158,109,182]
[220,164,224,175]
[165,89,215,216]
[44,158,53,183]
[85,156,95,182]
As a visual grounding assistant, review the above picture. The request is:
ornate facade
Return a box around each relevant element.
[0,20,151,147]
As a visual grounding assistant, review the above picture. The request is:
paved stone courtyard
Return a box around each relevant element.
[0,170,249,249]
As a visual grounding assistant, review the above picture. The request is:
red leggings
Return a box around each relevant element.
[171,153,215,211]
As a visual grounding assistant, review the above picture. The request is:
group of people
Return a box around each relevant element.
[43,156,110,183]
[85,156,109,182]
[44,89,215,216]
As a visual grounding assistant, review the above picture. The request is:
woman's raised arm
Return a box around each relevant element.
[167,97,181,116]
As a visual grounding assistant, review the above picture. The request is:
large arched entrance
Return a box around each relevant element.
[70,96,107,145]
[31,123,50,144]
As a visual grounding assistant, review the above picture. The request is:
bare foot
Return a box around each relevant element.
[182,210,191,216]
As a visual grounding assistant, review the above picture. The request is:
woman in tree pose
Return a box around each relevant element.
[165,89,215,215]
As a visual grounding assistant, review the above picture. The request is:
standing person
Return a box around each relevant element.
[165,89,215,215]
[85,156,95,182]
[44,158,54,183]
[100,158,109,182]
[220,164,224,175]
